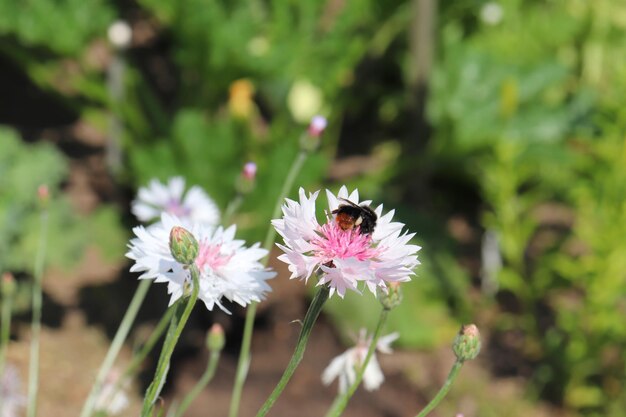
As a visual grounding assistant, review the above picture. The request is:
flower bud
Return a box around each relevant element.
[236,162,257,194]
[242,162,257,181]
[169,226,199,265]
[1,272,16,298]
[452,324,481,362]
[299,115,327,153]
[378,282,403,310]
[206,323,225,352]
[37,184,50,208]
[308,115,327,137]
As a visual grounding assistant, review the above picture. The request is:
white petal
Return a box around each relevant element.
[362,355,385,391]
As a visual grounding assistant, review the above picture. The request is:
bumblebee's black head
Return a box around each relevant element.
[331,199,378,235]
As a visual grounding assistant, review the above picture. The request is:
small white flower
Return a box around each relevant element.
[322,329,399,393]
[131,177,220,226]
[0,364,25,417]
[480,2,503,25]
[107,20,132,49]
[272,186,421,298]
[94,369,130,416]
[126,213,275,313]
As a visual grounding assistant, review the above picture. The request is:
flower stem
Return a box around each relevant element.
[325,308,390,417]
[255,285,330,417]
[0,289,12,364]
[97,291,176,410]
[228,149,309,417]
[79,279,152,417]
[261,150,308,253]
[0,283,14,412]
[222,193,244,226]
[26,207,49,417]
[141,266,200,417]
[415,359,464,417]
[174,349,221,417]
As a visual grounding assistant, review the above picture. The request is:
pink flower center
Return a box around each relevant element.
[195,241,232,272]
[311,222,378,264]
[166,198,191,217]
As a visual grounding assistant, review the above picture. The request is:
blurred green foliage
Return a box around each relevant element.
[2,0,626,415]
[426,0,626,414]
[0,128,126,277]
[0,0,113,55]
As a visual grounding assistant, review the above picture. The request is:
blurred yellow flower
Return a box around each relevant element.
[229,79,256,120]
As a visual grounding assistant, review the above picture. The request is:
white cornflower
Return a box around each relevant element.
[272,186,420,298]
[126,213,275,313]
[322,329,399,393]
[94,369,130,416]
[131,177,220,226]
[0,364,25,417]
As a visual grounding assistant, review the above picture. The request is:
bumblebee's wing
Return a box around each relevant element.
[337,198,361,208]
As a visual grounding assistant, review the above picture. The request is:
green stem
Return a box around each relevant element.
[415,360,464,417]
[0,291,13,370]
[0,290,13,412]
[228,302,256,417]
[262,150,308,252]
[256,285,330,417]
[174,350,221,417]
[97,293,176,410]
[141,267,200,417]
[79,279,152,417]
[325,308,390,417]
[228,149,309,417]
[26,208,49,417]
[222,193,244,226]
[126,304,177,376]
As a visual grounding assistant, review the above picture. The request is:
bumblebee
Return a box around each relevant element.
[331,199,378,235]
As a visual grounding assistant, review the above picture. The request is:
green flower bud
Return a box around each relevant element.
[378,282,403,310]
[453,324,481,362]
[169,226,199,265]
[206,324,225,352]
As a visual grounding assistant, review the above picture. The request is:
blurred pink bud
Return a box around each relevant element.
[242,162,257,180]
[207,323,226,351]
[1,272,16,297]
[308,115,327,137]
[37,184,50,207]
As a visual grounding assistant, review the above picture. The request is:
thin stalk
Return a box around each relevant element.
[174,349,221,417]
[228,149,309,417]
[79,279,152,417]
[0,290,13,373]
[141,266,200,417]
[26,207,49,417]
[415,360,464,417]
[0,287,14,412]
[256,285,330,417]
[222,193,244,226]
[261,150,308,252]
[165,400,179,417]
[99,302,176,407]
[325,308,390,417]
